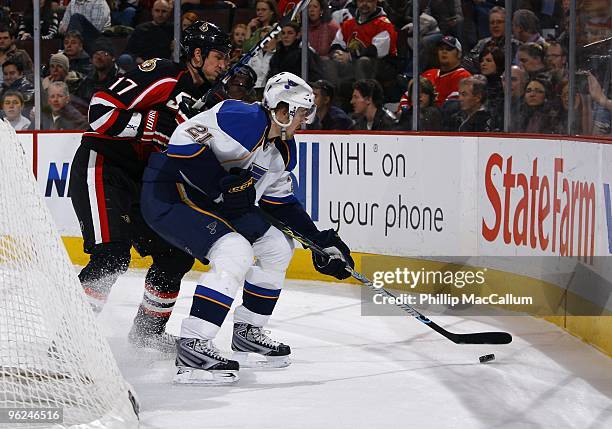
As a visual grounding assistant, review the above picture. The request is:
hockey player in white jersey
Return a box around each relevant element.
[141,72,354,384]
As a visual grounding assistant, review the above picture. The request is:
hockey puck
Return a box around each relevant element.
[479,354,495,363]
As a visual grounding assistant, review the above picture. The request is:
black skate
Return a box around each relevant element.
[231,323,291,369]
[174,338,239,385]
[128,324,177,354]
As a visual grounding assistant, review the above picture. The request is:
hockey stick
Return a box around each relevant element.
[260,211,513,345]
[191,0,312,111]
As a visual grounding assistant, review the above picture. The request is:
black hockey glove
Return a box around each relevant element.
[311,229,354,280]
[140,109,177,147]
[178,87,228,119]
[218,168,256,219]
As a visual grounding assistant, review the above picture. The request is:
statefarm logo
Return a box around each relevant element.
[482,154,596,264]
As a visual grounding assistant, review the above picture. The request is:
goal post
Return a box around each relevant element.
[0,121,139,428]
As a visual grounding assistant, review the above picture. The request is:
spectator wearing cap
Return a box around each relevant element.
[351,78,397,131]
[43,53,70,91]
[448,75,493,132]
[126,0,174,62]
[226,65,258,102]
[395,77,442,131]
[63,31,92,77]
[421,35,472,107]
[42,81,88,130]
[308,79,354,130]
[1,60,34,110]
[329,0,399,104]
[74,38,118,103]
[0,24,33,87]
[2,90,31,130]
[59,0,112,54]
[463,6,519,74]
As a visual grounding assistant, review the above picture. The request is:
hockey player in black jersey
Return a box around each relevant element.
[68,21,232,353]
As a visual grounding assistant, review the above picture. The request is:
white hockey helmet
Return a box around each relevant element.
[263,72,316,127]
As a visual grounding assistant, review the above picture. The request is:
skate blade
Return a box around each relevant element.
[173,367,239,385]
[232,352,291,369]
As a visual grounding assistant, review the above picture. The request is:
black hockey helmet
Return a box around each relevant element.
[180,21,232,62]
[228,64,258,91]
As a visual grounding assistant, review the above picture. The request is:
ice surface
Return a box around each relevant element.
[98,270,612,429]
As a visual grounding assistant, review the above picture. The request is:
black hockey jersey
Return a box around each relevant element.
[81,58,213,177]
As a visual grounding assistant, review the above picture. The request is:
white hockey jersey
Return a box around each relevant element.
[166,99,298,206]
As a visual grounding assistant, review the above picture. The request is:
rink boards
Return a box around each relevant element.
[16,130,612,356]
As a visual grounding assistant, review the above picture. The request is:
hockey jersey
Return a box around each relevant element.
[421,66,472,107]
[145,100,297,209]
[82,58,211,176]
[331,7,397,58]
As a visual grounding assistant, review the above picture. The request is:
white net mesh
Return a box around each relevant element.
[0,121,139,428]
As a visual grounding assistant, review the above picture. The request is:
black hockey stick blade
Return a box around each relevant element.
[439,328,513,345]
[258,209,513,346]
[191,0,311,110]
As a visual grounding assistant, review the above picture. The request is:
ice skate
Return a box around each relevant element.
[128,324,178,354]
[231,323,291,369]
[174,338,239,385]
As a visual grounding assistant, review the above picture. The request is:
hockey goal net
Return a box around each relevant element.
[0,121,139,428]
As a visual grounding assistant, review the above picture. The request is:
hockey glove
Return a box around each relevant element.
[311,229,354,280]
[219,168,256,219]
[140,109,177,147]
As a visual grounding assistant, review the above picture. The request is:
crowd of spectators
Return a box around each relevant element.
[0,0,610,135]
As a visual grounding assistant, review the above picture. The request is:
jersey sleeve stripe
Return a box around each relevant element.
[94,109,120,134]
[127,77,178,110]
[260,195,297,204]
[91,91,127,109]
[167,144,207,158]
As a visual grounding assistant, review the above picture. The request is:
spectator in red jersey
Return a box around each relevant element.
[276,0,300,15]
[329,0,397,78]
[329,0,398,107]
[421,35,471,107]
